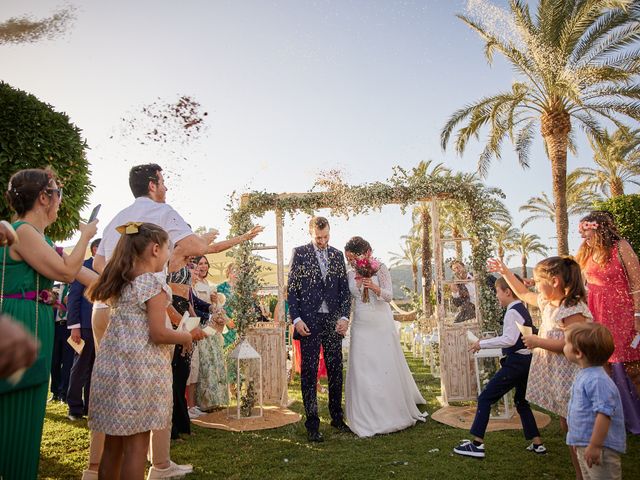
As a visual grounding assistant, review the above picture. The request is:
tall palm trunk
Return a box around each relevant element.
[498,245,505,263]
[412,264,418,293]
[521,255,528,279]
[420,206,433,316]
[541,109,571,256]
[610,177,624,197]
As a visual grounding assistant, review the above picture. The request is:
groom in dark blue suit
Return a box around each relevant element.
[288,217,351,442]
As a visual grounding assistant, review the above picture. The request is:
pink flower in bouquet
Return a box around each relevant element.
[353,254,381,279]
[353,253,381,303]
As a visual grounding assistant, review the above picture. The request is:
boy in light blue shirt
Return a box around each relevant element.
[564,323,626,480]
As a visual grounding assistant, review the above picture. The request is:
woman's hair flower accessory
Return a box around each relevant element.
[578,221,599,233]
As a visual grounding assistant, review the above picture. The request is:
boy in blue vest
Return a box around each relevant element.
[453,276,545,458]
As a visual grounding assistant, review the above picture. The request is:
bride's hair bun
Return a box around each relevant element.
[345,236,371,255]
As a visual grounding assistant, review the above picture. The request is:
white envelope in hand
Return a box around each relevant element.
[178,311,200,332]
[467,330,479,343]
[516,322,533,337]
[67,336,85,355]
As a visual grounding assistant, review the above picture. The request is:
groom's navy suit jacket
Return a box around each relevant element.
[287,243,350,340]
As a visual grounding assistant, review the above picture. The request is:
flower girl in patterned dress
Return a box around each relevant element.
[87,223,205,480]
[488,256,591,479]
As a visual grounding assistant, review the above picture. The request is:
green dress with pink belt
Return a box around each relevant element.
[0,221,56,480]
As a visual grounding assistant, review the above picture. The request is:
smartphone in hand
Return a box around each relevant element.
[88,204,101,222]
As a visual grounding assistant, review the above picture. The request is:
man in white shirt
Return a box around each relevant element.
[84,164,262,480]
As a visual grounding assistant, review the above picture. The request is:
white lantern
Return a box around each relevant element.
[227,339,263,419]
[473,348,513,420]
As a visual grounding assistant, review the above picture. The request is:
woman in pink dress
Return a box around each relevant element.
[576,211,640,433]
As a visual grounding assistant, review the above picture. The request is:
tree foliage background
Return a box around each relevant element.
[0,82,93,240]
[595,194,640,253]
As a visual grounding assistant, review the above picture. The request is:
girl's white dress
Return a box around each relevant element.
[345,264,427,437]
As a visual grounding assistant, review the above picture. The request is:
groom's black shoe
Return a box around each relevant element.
[330,420,352,434]
[307,430,324,443]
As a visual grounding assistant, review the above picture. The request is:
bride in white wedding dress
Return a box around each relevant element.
[344,237,427,438]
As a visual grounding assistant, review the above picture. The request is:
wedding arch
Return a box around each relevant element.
[227,167,502,406]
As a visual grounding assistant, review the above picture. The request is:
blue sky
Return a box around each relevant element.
[2,0,635,268]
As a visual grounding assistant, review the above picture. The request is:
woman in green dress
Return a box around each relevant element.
[217,263,238,348]
[0,168,98,480]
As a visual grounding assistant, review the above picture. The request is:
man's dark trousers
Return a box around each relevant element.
[66,329,96,416]
[300,312,345,432]
[50,322,74,401]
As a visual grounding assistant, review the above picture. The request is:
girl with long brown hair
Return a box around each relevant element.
[87,222,204,480]
[576,211,640,434]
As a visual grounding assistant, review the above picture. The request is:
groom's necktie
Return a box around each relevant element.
[317,248,328,279]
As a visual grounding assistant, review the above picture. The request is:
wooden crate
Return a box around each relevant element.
[439,323,479,404]
[246,322,288,406]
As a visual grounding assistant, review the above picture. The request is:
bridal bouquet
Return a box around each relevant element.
[353,254,381,303]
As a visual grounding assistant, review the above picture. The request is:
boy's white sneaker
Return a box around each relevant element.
[453,439,485,458]
[526,443,547,454]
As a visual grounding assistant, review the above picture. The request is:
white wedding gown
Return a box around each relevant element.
[345,264,427,438]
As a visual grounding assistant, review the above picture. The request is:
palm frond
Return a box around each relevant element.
[559,0,609,61]
[583,83,640,102]
[514,118,537,169]
[519,192,556,226]
[577,20,640,66]
[570,7,631,64]
[456,13,543,91]
[572,111,606,143]
[574,65,637,87]
[441,95,502,150]
[583,100,640,121]
[511,0,537,39]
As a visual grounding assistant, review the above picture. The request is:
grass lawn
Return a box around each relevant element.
[39,352,640,479]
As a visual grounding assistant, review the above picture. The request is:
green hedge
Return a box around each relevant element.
[0,82,93,240]
[594,194,640,253]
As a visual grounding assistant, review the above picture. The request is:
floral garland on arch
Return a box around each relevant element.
[226,166,503,336]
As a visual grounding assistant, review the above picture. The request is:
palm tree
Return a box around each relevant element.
[441,0,640,255]
[493,222,520,263]
[574,126,640,197]
[513,232,548,278]
[389,234,422,293]
[440,172,512,260]
[520,171,603,225]
[439,200,468,260]
[409,160,451,315]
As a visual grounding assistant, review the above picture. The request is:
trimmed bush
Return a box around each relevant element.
[0,82,92,240]
[595,194,640,253]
